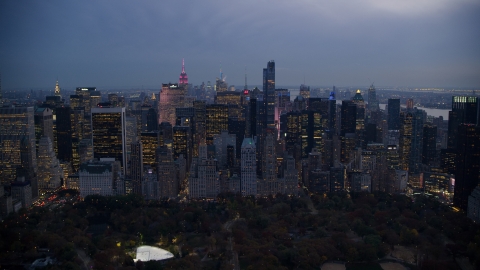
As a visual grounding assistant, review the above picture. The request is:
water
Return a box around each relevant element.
[379,104,449,120]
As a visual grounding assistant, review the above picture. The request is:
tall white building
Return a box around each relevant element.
[241,138,257,196]
[37,136,63,190]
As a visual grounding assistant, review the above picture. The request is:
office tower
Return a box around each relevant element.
[352,90,366,147]
[193,100,206,156]
[341,101,356,137]
[205,104,228,145]
[213,131,236,168]
[228,118,246,160]
[78,139,93,165]
[409,109,424,173]
[447,96,480,149]
[215,76,228,92]
[175,107,195,127]
[284,111,301,156]
[159,83,186,125]
[130,140,143,195]
[159,122,173,142]
[108,93,119,107]
[56,106,73,162]
[91,107,127,175]
[75,87,95,113]
[281,155,298,195]
[178,58,188,85]
[11,176,32,208]
[140,132,159,172]
[365,123,377,143]
[340,101,357,164]
[423,124,437,166]
[241,138,257,196]
[387,99,400,130]
[79,159,122,198]
[173,126,192,167]
[145,107,157,132]
[37,136,62,190]
[260,131,278,196]
[157,145,178,198]
[386,145,400,170]
[249,98,257,137]
[188,157,219,199]
[34,107,54,154]
[406,98,414,110]
[263,60,275,130]
[399,111,413,171]
[367,84,379,112]
[299,84,310,99]
[454,124,480,211]
[0,106,37,184]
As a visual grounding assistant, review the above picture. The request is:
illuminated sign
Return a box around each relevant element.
[243,90,249,95]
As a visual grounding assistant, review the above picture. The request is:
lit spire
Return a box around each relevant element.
[178,58,188,85]
[54,79,61,97]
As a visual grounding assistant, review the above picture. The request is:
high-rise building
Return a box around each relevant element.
[406,98,414,110]
[263,61,275,130]
[454,124,480,211]
[130,140,143,195]
[422,124,437,166]
[260,131,278,196]
[34,107,54,154]
[447,96,480,149]
[37,136,62,190]
[173,126,192,167]
[140,132,159,172]
[367,84,379,112]
[241,138,257,196]
[409,109,424,173]
[0,106,37,184]
[205,104,228,145]
[91,107,127,175]
[178,58,188,85]
[213,131,236,169]
[388,99,400,130]
[156,145,178,198]
[399,111,413,172]
[188,157,219,199]
[56,106,73,162]
[159,83,186,125]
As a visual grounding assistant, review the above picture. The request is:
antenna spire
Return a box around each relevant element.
[244,66,248,90]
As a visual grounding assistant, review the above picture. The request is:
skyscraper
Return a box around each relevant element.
[0,106,37,184]
[422,124,437,166]
[157,145,178,198]
[178,58,188,85]
[447,96,480,149]
[159,83,186,125]
[388,99,400,130]
[37,136,62,190]
[54,80,61,98]
[241,138,257,196]
[263,61,275,130]
[91,107,127,175]
[454,124,480,211]
[205,104,228,145]
[367,84,379,112]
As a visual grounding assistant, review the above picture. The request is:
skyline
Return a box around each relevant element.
[1,0,480,89]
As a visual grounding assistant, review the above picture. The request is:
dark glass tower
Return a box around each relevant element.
[454,124,480,211]
[447,96,480,149]
[387,99,400,130]
[263,61,275,130]
[91,107,127,175]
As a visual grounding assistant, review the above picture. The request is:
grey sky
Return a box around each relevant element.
[1,0,479,90]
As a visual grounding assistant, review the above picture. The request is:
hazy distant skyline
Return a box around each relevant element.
[1,0,479,90]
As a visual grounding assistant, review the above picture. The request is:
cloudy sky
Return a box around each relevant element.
[1,0,479,90]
